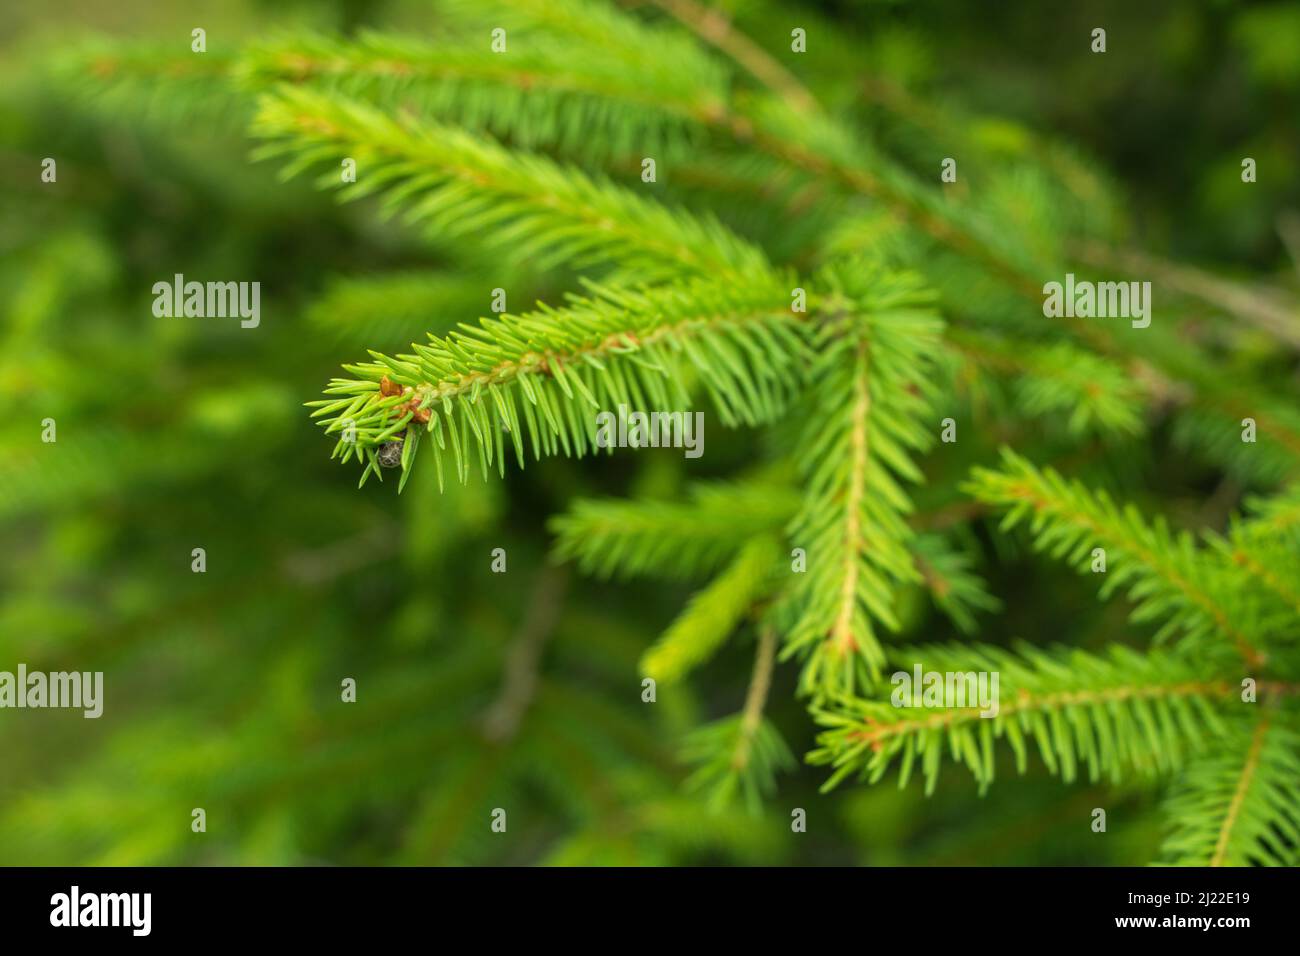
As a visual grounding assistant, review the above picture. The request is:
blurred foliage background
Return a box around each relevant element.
[0,0,1297,865]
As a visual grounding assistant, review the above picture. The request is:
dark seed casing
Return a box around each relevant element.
[377,439,404,469]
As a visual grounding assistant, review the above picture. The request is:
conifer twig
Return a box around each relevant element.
[1209,715,1271,867]
[643,0,821,117]
[733,626,779,770]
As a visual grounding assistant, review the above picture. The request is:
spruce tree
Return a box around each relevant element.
[3,0,1298,866]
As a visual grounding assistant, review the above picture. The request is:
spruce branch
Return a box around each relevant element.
[1210,485,1300,623]
[810,644,1239,795]
[251,85,771,284]
[646,0,821,117]
[910,532,1001,634]
[1159,713,1300,866]
[550,479,800,580]
[640,535,781,684]
[305,270,500,349]
[307,277,806,488]
[1171,397,1300,486]
[48,41,246,129]
[681,626,795,813]
[783,267,944,693]
[948,329,1146,439]
[1237,484,1300,540]
[239,29,722,162]
[966,449,1268,668]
